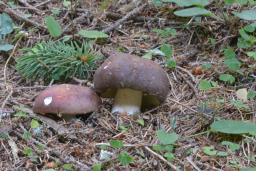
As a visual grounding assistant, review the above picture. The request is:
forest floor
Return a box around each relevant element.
[0,0,256,171]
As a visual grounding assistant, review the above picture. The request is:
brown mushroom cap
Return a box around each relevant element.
[93,52,170,107]
[33,84,101,115]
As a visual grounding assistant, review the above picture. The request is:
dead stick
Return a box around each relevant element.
[102,4,147,33]
[17,0,41,15]
[144,146,178,170]
[3,8,46,30]
[13,105,69,135]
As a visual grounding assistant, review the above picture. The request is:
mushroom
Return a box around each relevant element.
[33,84,101,119]
[93,52,169,115]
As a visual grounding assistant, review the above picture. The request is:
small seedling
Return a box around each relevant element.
[219,74,235,84]
[110,140,124,149]
[136,119,145,126]
[15,40,101,82]
[62,163,73,171]
[92,163,102,171]
[118,152,134,166]
[198,80,216,91]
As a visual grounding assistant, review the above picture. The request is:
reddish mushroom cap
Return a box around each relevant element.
[33,84,101,115]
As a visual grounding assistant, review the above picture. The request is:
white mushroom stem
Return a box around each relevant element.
[111,88,143,115]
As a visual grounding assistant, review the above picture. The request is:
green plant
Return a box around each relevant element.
[15,40,101,82]
[198,80,217,91]
[152,130,179,161]
[110,140,124,149]
[45,16,62,38]
[92,163,102,171]
[237,23,256,49]
[223,47,241,71]
[31,119,40,129]
[62,163,73,171]
[219,74,235,84]
[202,146,228,157]
[221,141,240,152]
[0,13,14,52]
[152,28,177,38]
[210,119,256,135]
[78,30,109,39]
[117,152,134,166]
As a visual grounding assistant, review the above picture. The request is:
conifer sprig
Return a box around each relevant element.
[15,40,102,82]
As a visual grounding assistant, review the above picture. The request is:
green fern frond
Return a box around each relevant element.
[15,40,102,82]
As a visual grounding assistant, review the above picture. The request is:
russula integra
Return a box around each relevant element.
[93,52,169,115]
[33,84,101,119]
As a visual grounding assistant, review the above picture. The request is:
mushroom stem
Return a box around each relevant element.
[111,88,143,115]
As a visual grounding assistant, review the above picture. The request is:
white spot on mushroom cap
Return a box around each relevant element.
[44,96,52,106]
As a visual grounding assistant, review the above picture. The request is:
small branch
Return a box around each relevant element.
[186,156,202,171]
[13,105,69,135]
[102,4,147,33]
[3,8,46,30]
[17,0,42,15]
[144,146,178,171]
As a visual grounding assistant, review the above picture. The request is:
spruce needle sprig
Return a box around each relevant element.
[15,40,102,82]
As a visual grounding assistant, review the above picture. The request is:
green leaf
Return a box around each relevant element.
[216,151,228,157]
[224,0,236,5]
[110,140,124,149]
[45,16,62,37]
[0,43,14,52]
[244,23,256,32]
[152,28,177,38]
[221,141,240,152]
[246,51,256,60]
[63,0,71,7]
[241,168,256,171]
[156,130,179,145]
[136,119,145,126]
[63,163,73,171]
[164,152,175,161]
[78,30,108,39]
[223,48,241,71]
[219,74,235,84]
[202,146,217,156]
[210,120,256,135]
[198,80,213,91]
[0,13,14,35]
[247,90,256,100]
[152,144,166,152]
[237,37,252,48]
[174,7,212,17]
[233,9,256,21]
[231,99,250,110]
[118,152,134,166]
[202,63,212,70]
[164,0,210,7]
[23,147,33,156]
[160,43,173,58]
[22,131,32,141]
[92,163,102,171]
[31,119,40,129]
[14,111,28,118]
[166,59,176,69]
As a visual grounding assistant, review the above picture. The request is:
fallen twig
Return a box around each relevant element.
[144,146,178,171]
[13,105,69,135]
[17,0,42,15]
[102,4,147,33]
[186,156,202,171]
[3,8,46,30]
